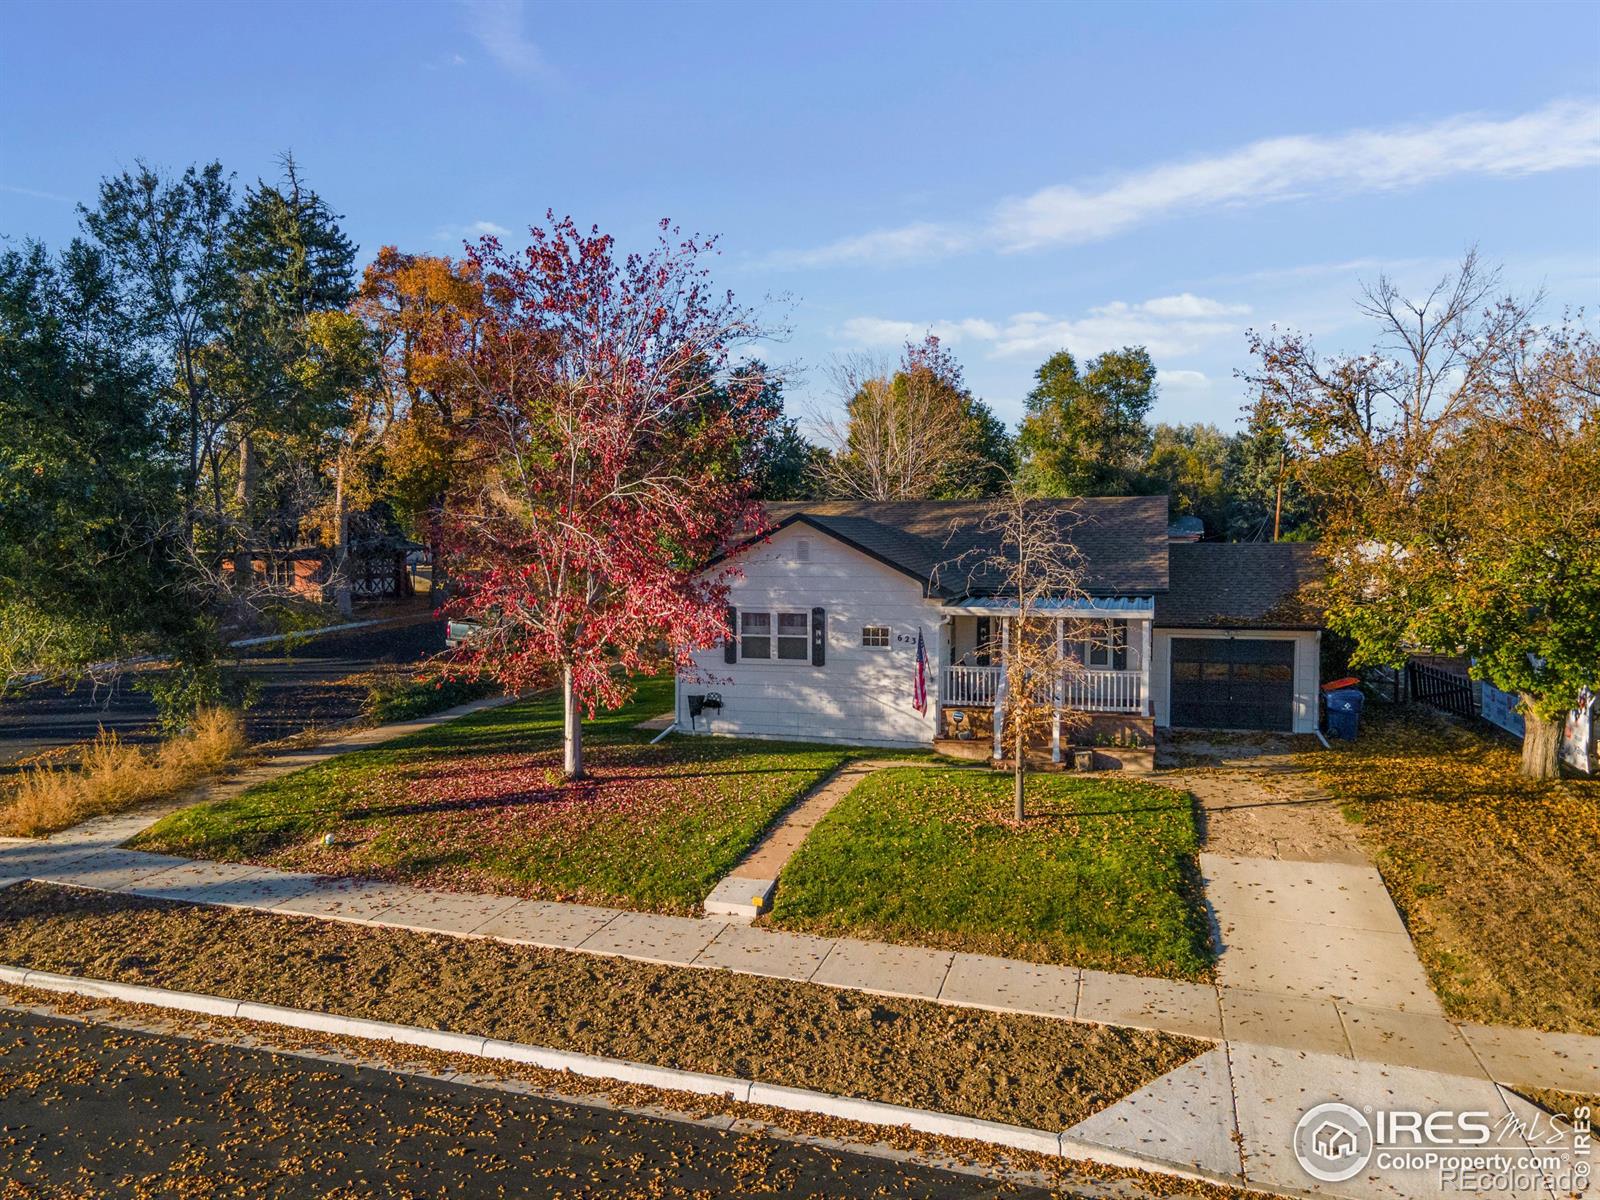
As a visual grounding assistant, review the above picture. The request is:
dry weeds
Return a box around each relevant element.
[0,709,246,837]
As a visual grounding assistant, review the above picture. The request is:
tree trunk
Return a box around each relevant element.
[1519,699,1563,780]
[331,458,353,618]
[563,665,585,781]
[232,434,257,595]
[1013,725,1026,821]
[427,494,448,603]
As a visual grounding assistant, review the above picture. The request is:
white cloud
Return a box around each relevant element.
[837,315,1000,347]
[1134,293,1251,319]
[1161,369,1210,389]
[434,219,513,244]
[460,0,553,80]
[780,98,1600,267]
[773,222,971,269]
[837,293,1251,362]
[1,182,73,203]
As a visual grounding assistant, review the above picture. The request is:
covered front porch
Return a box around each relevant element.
[936,596,1155,763]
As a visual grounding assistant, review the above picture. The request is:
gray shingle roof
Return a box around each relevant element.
[751,496,1171,597]
[1155,542,1324,629]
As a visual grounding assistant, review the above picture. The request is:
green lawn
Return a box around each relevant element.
[767,767,1213,979]
[136,676,862,915]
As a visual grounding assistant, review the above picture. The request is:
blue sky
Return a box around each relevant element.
[3,0,1597,433]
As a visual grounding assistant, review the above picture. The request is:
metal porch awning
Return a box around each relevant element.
[938,595,1155,619]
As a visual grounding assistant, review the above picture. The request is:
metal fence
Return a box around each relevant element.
[1406,661,1477,719]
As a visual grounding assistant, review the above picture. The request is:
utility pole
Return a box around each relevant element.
[1272,447,1286,542]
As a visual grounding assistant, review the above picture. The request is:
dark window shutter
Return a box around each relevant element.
[812,607,826,666]
[1112,623,1128,671]
[724,606,738,664]
[975,617,991,667]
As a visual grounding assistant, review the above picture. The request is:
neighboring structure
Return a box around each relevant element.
[676,498,1323,753]
[1166,514,1205,542]
[221,536,421,605]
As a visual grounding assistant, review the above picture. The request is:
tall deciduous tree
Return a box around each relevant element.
[80,161,234,546]
[1017,347,1156,496]
[1139,422,1232,535]
[435,217,772,779]
[356,247,485,592]
[1248,253,1599,778]
[816,335,1013,500]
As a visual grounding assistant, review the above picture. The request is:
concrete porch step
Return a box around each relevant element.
[702,875,777,921]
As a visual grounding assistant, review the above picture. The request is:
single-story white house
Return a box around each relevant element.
[675,497,1324,753]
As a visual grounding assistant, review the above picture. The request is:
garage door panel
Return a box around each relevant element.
[1169,638,1295,732]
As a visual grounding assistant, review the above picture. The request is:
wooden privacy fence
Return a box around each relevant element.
[1407,661,1477,719]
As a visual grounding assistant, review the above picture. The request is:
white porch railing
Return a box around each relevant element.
[945,664,1000,706]
[1063,669,1143,714]
[942,666,1144,714]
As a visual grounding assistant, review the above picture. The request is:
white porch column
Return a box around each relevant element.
[936,616,951,720]
[1140,617,1154,716]
[1051,616,1063,762]
[993,618,1010,761]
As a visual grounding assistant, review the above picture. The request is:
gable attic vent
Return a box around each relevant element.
[795,537,811,563]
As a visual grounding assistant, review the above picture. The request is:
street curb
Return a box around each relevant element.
[227,619,386,649]
[0,961,1211,1179]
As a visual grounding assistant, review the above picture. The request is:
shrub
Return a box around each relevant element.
[362,670,497,724]
[0,708,246,838]
[138,658,259,734]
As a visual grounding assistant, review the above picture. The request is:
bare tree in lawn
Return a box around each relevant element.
[950,488,1095,819]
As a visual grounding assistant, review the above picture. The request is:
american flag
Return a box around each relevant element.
[912,628,928,714]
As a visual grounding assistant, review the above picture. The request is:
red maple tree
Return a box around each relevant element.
[435,216,772,778]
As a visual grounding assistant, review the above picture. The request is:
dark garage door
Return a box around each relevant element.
[1169,638,1296,731]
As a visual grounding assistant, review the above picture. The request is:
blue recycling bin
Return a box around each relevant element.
[1325,687,1365,740]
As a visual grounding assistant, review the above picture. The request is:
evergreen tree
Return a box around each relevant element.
[0,240,179,689]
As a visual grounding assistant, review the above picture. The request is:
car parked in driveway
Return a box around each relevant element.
[445,619,482,648]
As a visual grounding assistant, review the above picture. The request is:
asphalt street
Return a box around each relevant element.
[0,1008,1050,1199]
[0,617,447,769]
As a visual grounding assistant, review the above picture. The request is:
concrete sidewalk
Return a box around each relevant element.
[4,830,1596,1094]
[5,838,1595,1199]
[5,707,1597,1199]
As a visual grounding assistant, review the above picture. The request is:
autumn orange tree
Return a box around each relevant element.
[354,248,486,595]
[1247,253,1599,778]
[433,217,774,779]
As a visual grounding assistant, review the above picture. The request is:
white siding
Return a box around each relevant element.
[1150,628,1322,734]
[679,524,943,748]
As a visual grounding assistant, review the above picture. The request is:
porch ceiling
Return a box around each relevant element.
[940,595,1155,619]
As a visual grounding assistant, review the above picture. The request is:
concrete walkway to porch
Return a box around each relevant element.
[702,757,929,918]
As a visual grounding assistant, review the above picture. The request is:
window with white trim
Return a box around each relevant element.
[740,610,811,661]
[1077,620,1126,669]
[861,625,889,648]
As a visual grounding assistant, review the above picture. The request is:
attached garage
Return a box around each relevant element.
[1152,542,1325,735]
[1169,637,1296,731]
